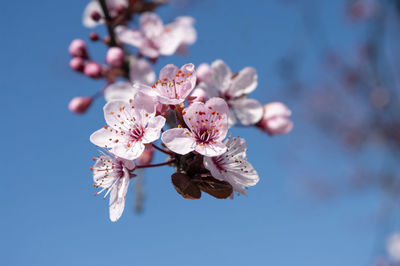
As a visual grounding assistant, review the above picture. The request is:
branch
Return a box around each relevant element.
[98,0,117,46]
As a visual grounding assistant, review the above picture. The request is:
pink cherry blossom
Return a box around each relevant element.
[115,12,190,59]
[197,60,263,126]
[161,97,229,157]
[92,153,135,222]
[90,92,166,160]
[203,136,259,196]
[169,16,197,54]
[258,102,293,136]
[82,0,128,28]
[150,63,196,105]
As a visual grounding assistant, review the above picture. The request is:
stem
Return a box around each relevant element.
[98,0,117,46]
[135,159,176,169]
[152,143,173,155]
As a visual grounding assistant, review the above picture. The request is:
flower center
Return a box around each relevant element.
[130,124,144,141]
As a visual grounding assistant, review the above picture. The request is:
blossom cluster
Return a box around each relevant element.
[68,0,293,222]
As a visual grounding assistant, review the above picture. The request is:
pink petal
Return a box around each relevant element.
[194,141,226,157]
[104,82,137,102]
[159,64,178,80]
[229,67,258,98]
[115,26,143,48]
[211,60,232,94]
[140,12,163,39]
[109,169,130,222]
[142,116,166,143]
[264,102,292,119]
[113,141,145,160]
[129,59,156,86]
[90,128,117,148]
[103,100,131,129]
[231,98,263,125]
[161,128,196,155]
[196,63,212,84]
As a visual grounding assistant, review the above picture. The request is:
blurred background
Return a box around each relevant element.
[2,0,400,265]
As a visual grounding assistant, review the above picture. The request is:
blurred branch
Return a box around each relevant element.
[98,0,117,46]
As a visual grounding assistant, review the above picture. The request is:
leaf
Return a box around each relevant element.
[171,173,201,200]
[194,176,233,199]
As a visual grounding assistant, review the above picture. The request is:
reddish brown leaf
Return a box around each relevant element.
[171,173,201,200]
[195,176,233,199]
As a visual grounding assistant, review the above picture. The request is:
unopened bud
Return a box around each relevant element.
[106,47,124,68]
[68,39,88,58]
[89,32,99,41]
[257,102,293,136]
[91,11,101,22]
[69,57,84,72]
[68,97,92,114]
[84,61,102,78]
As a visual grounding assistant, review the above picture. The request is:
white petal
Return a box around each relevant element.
[142,116,166,143]
[115,26,143,47]
[211,60,232,94]
[194,141,227,157]
[109,169,130,222]
[90,128,117,149]
[229,67,258,97]
[140,12,164,39]
[103,100,131,129]
[104,82,137,102]
[129,59,156,86]
[82,1,103,28]
[161,128,196,155]
[231,98,263,125]
[113,141,145,160]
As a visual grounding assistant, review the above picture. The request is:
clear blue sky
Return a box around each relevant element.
[0,0,389,265]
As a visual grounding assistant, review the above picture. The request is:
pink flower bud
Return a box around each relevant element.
[68,39,88,58]
[69,57,84,72]
[106,47,124,68]
[137,146,154,165]
[68,97,92,114]
[84,61,102,78]
[89,32,99,41]
[257,102,293,136]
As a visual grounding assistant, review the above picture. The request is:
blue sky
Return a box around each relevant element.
[0,0,390,265]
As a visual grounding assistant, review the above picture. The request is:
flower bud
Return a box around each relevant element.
[84,61,102,78]
[106,47,124,68]
[91,11,101,22]
[257,102,293,136]
[69,57,84,72]
[137,146,154,165]
[89,32,99,41]
[68,97,92,114]
[68,39,88,58]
